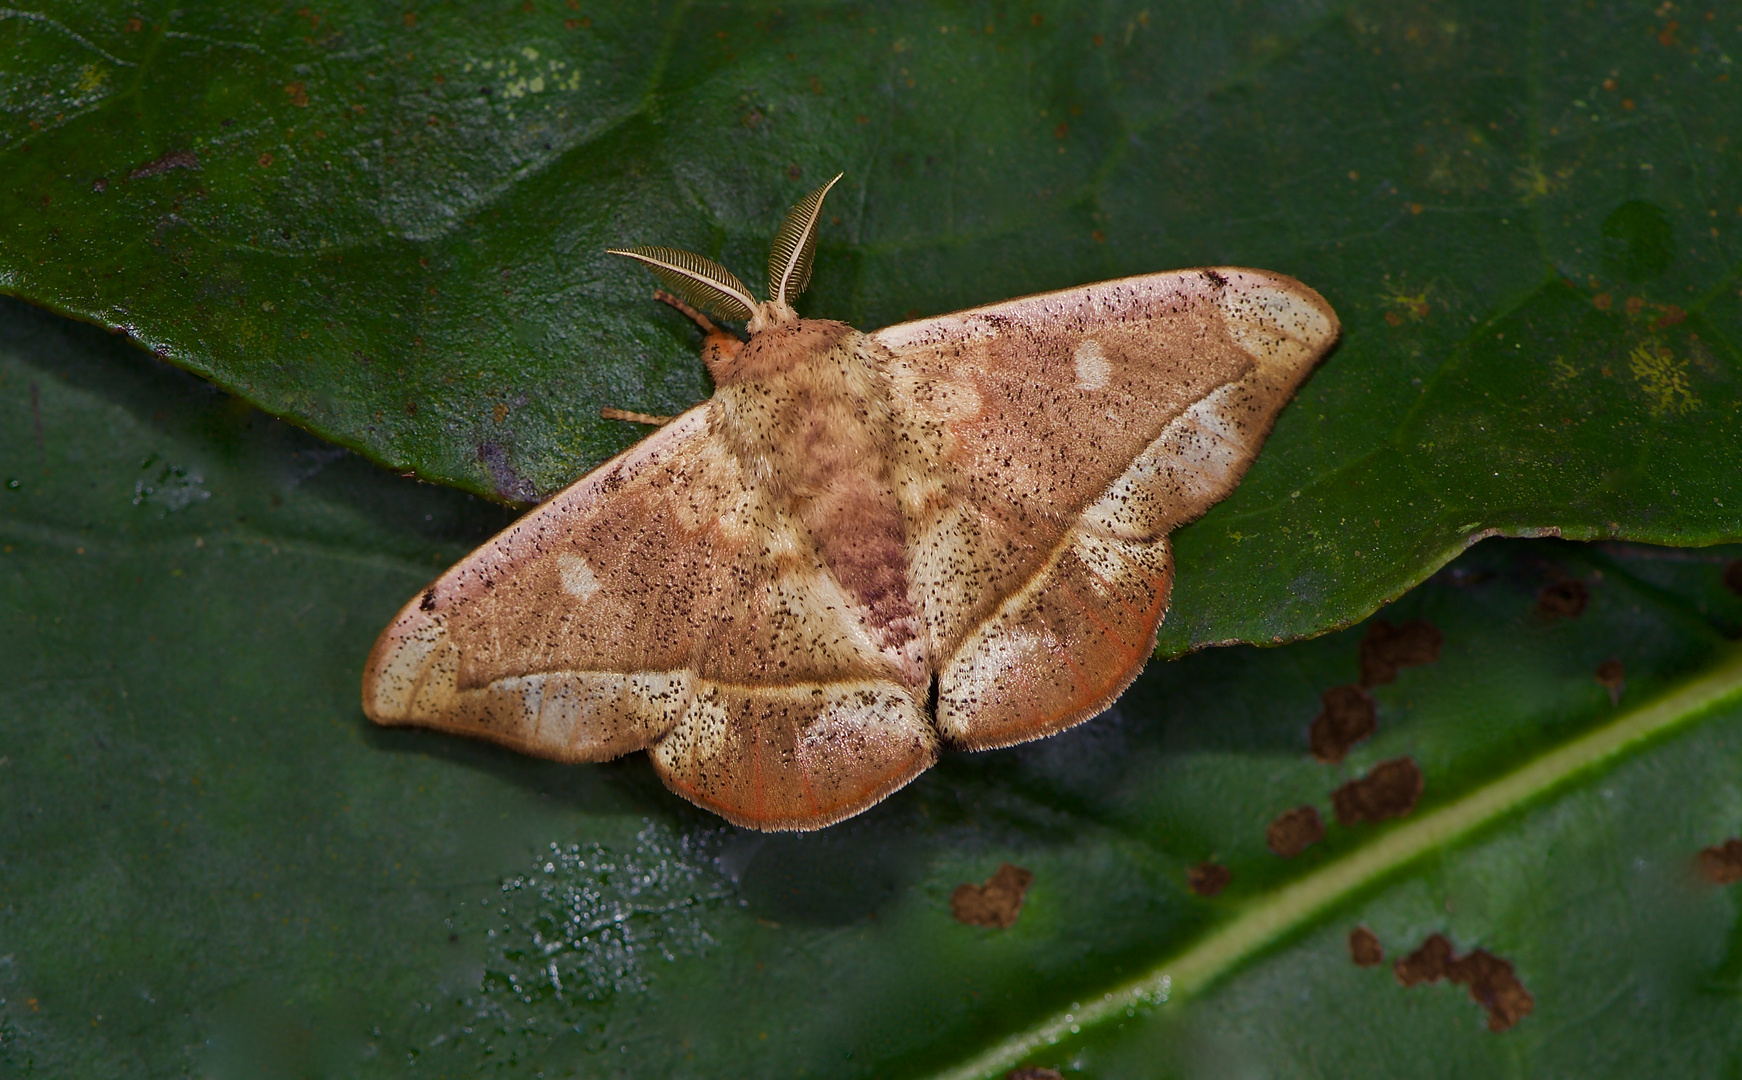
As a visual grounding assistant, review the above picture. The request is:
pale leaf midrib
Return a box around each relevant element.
[932,644,1742,1080]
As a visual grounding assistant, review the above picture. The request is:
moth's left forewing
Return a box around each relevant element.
[365,403,940,832]
[878,268,1338,751]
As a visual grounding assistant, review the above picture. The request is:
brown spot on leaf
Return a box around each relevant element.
[257,152,274,168]
[786,163,802,180]
[1267,805,1324,858]
[1332,758,1423,825]
[1394,933,1534,1032]
[1006,1069,1063,1080]
[1187,862,1230,897]
[1311,685,1377,764]
[1593,292,1612,310]
[1537,579,1589,619]
[476,442,538,503]
[1595,658,1625,705]
[1698,838,1742,885]
[129,150,201,179]
[1349,926,1383,967]
[1625,295,1644,316]
[1723,559,1742,597]
[951,863,1034,928]
[1358,619,1444,687]
[492,402,508,424]
[1650,304,1686,330]
[284,81,309,107]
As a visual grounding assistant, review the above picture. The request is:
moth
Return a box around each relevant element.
[363,174,1339,830]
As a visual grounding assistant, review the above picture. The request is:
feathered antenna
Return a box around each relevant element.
[766,173,843,315]
[605,246,758,323]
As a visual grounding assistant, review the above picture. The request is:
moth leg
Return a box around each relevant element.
[604,288,744,426]
[653,288,744,374]
[600,407,675,426]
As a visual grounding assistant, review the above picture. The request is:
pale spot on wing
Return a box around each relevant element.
[1080,382,1247,538]
[1070,530,1129,585]
[512,669,690,748]
[556,552,600,601]
[762,516,804,560]
[901,500,989,646]
[797,685,927,760]
[369,616,446,718]
[887,366,984,425]
[1155,385,1244,500]
[935,623,1053,742]
[1218,282,1336,370]
[1073,339,1110,390]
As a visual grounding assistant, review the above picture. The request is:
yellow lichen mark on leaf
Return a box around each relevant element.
[1378,279,1431,326]
[75,63,108,95]
[1628,342,1700,417]
[1512,161,1553,200]
[1549,355,1580,389]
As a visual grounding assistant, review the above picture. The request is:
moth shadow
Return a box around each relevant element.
[724,796,936,928]
[357,715,671,820]
[361,711,940,927]
[6,296,517,550]
[933,646,1321,825]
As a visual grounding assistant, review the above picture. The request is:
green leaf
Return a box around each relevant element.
[5,1,1742,1075]
[7,297,1742,1075]
[3,1,1738,650]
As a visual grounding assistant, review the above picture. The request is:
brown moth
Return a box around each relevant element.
[363,174,1339,831]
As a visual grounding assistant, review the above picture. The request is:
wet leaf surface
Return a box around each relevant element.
[5,296,1742,1076]
[2,0,1738,648]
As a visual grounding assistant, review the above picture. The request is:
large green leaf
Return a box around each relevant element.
[6,0,1742,1075]
[6,297,1742,1075]
[3,0,1738,650]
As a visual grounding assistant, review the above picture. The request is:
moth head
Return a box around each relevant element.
[607,173,843,334]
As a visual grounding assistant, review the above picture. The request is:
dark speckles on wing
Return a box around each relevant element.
[367,267,1336,830]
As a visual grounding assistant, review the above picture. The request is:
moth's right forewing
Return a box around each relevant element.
[877,269,1338,751]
